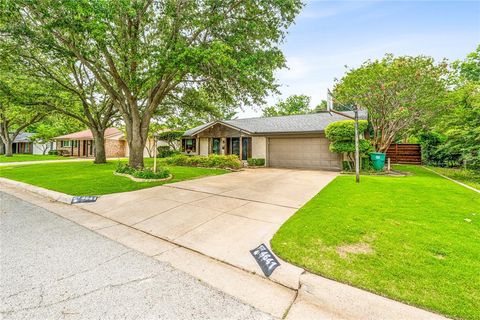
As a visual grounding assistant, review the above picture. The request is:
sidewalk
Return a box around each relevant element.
[0,177,447,320]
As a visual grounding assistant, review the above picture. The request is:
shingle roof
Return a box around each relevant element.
[184,111,368,136]
[13,132,35,143]
[55,128,124,140]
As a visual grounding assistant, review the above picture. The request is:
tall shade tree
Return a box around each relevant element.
[0,55,46,156]
[262,94,311,117]
[333,54,448,152]
[436,46,480,167]
[0,37,120,164]
[4,0,303,168]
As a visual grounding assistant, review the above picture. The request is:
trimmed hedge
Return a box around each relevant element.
[325,120,369,141]
[116,163,170,179]
[247,158,265,166]
[165,154,242,169]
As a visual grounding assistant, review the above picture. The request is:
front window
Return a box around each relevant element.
[61,140,71,148]
[182,139,196,153]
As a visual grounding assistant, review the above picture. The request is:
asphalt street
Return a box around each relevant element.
[0,191,273,320]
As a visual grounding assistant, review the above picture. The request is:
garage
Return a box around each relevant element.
[268,136,341,170]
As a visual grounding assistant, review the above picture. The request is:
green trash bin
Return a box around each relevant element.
[370,152,386,171]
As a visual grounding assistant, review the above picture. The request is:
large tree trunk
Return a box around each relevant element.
[126,119,149,169]
[4,139,13,157]
[91,128,107,164]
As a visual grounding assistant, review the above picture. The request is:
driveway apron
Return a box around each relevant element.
[78,168,338,288]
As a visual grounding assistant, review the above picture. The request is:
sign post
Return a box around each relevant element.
[153,136,157,173]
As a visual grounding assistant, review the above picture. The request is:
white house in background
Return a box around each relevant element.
[9,132,56,155]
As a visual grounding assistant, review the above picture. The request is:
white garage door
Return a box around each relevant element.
[268,137,341,170]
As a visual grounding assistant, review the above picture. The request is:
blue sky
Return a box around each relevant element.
[239,0,480,118]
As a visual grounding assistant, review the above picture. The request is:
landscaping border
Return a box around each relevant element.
[113,171,173,182]
[422,166,480,193]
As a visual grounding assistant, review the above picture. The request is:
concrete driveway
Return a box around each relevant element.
[79,168,338,288]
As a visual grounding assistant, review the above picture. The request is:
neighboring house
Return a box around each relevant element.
[182,111,368,170]
[7,132,56,155]
[54,128,158,158]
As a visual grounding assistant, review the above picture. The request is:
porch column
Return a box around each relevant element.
[239,132,243,161]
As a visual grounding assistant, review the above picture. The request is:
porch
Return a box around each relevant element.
[56,139,95,157]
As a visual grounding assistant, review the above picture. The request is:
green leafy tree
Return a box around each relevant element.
[156,130,185,151]
[4,1,303,168]
[262,95,311,117]
[325,120,371,170]
[0,55,46,156]
[29,116,84,154]
[334,54,448,152]
[435,46,480,167]
[311,100,328,113]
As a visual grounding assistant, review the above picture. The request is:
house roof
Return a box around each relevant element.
[184,111,368,136]
[55,128,124,140]
[13,132,35,143]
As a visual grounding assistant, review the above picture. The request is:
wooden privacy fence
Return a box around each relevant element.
[386,143,422,165]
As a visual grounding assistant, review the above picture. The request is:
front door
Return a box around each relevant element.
[231,138,240,156]
[212,138,221,154]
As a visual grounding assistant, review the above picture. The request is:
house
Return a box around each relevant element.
[4,132,56,155]
[182,111,368,170]
[54,128,161,158]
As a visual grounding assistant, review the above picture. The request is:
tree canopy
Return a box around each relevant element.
[333,54,448,152]
[262,94,311,117]
[3,0,303,167]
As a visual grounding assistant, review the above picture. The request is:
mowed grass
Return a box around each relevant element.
[0,154,68,162]
[428,166,480,190]
[0,158,227,196]
[271,165,480,320]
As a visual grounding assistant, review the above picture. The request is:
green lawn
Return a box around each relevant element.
[0,159,227,195]
[428,166,480,190]
[271,165,479,320]
[0,154,68,163]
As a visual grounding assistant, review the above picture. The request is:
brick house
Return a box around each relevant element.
[55,128,127,158]
[54,128,161,158]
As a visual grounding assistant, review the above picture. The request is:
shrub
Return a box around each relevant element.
[157,146,180,158]
[325,120,372,170]
[165,154,242,169]
[329,140,372,154]
[132,167,170,179]
[247,158,265,166]
[325,120,369,141]
[418,132,462,167]
[48,150,59,155]
[115,162,170,179]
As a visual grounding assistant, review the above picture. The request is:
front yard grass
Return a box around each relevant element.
[271,165,479,320]
[0,154,68,163]
[428,166,480,190]
[0,159,227,195]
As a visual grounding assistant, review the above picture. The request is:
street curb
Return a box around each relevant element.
[0,178,74,204]
[0,177,451,320]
